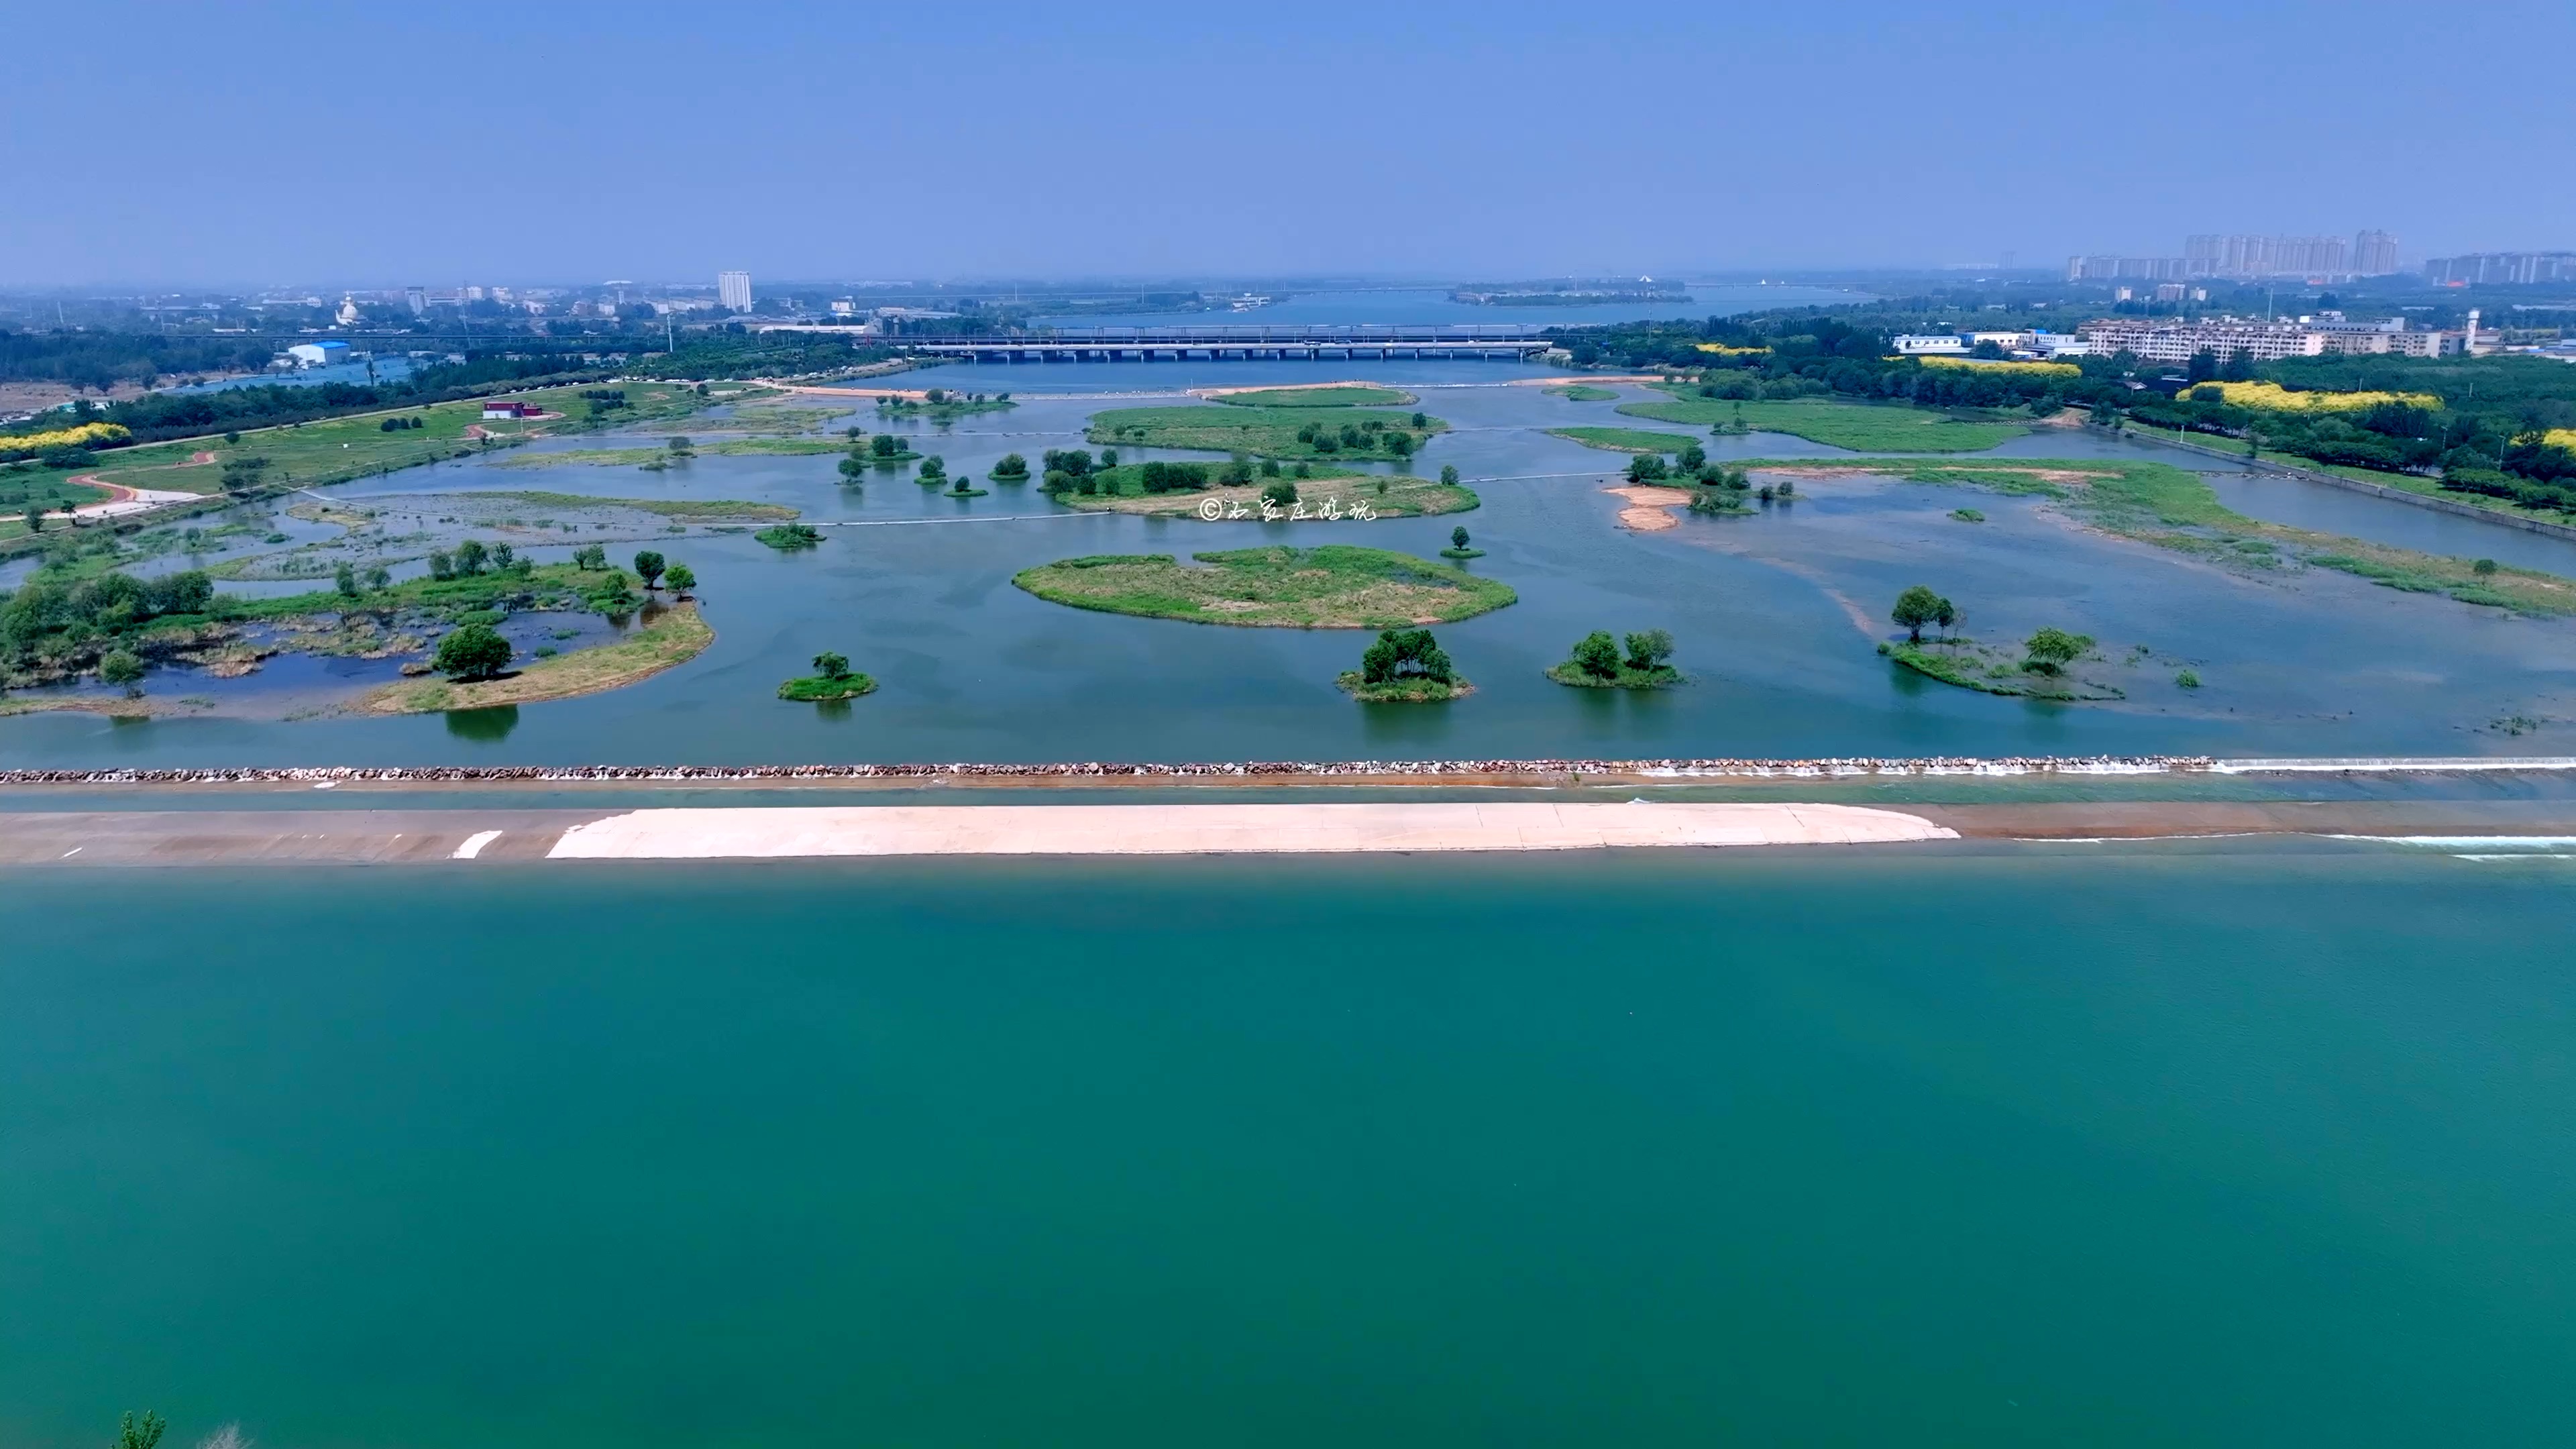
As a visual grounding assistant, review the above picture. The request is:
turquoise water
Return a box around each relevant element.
[5,845,2572,1446]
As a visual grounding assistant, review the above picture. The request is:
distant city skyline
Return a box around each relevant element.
[3,1,2571,286]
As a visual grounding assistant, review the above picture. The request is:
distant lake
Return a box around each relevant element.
[1035,284,1868,330]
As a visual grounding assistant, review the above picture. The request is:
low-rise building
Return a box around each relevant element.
[2074,318,2330,364]
[482,400,540,420]
[285,340,350,369]
[1892,333,1968,356]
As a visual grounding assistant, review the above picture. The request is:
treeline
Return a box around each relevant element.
[28,352,623,445]
[624,330,896,380]
[0,329,276,393]
[1556,306,2576,505]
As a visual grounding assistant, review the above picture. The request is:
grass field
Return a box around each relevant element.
[1546,427,1703,454]
[1744,455,2576,619]
[1543,384,1619,401]
[1085,405,1446,461]
[1620,388,2027,452]
[1059,465,1476,519]
[1012,545,1516,628]
[361,602,712,713]
[1210,384,1417,408]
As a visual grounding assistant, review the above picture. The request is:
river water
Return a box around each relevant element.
[4,843,2571,1448]
[8,364,2576,763]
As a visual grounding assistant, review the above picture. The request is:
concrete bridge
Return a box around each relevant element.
[908,325,1555,363]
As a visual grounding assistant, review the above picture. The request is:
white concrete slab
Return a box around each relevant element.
[545,802,1957,859]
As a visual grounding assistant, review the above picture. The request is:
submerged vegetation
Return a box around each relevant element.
[1012,545,1516,629]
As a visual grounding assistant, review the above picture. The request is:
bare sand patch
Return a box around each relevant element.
[1604,484,1694,531]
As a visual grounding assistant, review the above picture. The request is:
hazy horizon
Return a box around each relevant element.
[7,0,2571,288]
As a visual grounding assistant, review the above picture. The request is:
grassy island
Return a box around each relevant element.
[1880,639,2124,702]
[1085,405,1446,461]
[1339,672,1472,702]
[1619,387,2027,452]
[1210,384,1417,409]
[755,523,824,549]
[778,673,878,701]
[1054,463,1475,519]
[1012,545,1516,629]
[1548,427,1704,454]
[362,602,713,714]
[1544,384,1619,402]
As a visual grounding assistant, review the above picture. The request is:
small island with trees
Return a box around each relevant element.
[1338,627,1471,702]
[777,651,877,702]
[876,388,1013,420]
[1877,584,2123,701]
[1086,404,1446,462]
[1546,629,1678,688]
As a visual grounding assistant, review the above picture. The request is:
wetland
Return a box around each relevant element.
[10,360,2576,763]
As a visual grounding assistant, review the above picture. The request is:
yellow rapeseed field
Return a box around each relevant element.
[0,421,133,456]
[1913,356,2080,378]
[2545,428,2576,451]
[1693,343,1770,356]
[2189,381,2439,413]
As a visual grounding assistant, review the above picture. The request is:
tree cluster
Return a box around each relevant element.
[1360,628,1454,684]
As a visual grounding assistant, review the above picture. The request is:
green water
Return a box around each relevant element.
[5,846,2571,1446]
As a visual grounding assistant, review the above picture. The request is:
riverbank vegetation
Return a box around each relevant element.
[1620,388,2029,452]
[1741,456,2576,619]
[1210,384,1416,409]
[778,651,877,701]
[1,552,653,694]
[470,491,796,521]
[1554,306,2576,513]
[1545,628,1679,688]
[1012,545,1516,628]
[1085,405,1446,461]
[1338,627,1470,702]
[362,602,712,714]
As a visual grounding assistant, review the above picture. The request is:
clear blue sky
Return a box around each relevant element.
[8,0,2569,287]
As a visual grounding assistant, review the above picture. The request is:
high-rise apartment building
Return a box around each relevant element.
[2184,233,2379,278]
[718,270,753,311]
[404,286,428,315]
[2422,252,2576,285]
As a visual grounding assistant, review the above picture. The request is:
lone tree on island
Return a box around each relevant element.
[2023,627,2092,675]
[811,651,851,680]
[664,563,696,597]
[632,549,666,591]
[434,623,513,681]
[1891,585,1957,643]
[1451,526,1470,550]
